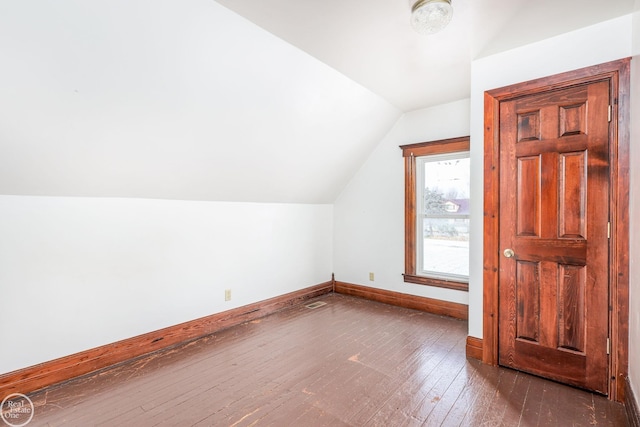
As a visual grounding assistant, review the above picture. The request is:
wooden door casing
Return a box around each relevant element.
[498,81,610,393]
[482,58,631,401]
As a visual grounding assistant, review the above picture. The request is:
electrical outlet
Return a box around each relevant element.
[225,289,231,301]
[369,272,374,281]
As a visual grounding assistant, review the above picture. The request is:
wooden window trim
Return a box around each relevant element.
[401,136,470,292]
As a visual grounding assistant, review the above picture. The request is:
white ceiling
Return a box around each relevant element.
[0,0,637,203]
[215,0,637,111]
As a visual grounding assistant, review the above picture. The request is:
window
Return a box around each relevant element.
[401,136,470,291]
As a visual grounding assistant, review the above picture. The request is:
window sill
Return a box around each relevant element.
[403,274,468,291]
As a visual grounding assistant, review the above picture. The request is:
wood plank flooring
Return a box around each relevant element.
[24,294,627,426]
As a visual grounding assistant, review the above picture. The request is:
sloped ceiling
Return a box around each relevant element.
[0,0,636,203]
[0,0,400,203]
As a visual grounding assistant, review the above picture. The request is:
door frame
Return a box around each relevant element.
[482,58,631,401]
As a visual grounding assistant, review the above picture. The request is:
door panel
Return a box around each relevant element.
[516,156,541,237]
[498,81,610,393]
[515,260,540,342]
[559,152,587,238]
[557,264,586,352]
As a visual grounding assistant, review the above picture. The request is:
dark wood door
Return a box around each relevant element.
[498,81,610,393]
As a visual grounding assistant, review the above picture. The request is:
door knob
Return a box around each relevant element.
[503,248,515,258]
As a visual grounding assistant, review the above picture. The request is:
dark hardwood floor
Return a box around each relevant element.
[25,293,627,426]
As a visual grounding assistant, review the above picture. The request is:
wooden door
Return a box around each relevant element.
[498,81,610,393]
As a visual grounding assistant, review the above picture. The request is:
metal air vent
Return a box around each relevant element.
[305,301,327,309]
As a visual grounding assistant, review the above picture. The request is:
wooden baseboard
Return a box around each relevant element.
[466,336,483,361]
[627,377,640,427]
[334,281,468,320]
[0,281,332,397]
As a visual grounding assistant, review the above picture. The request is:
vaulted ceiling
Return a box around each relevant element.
[0,0,636,203]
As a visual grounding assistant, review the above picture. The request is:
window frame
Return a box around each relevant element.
[400,136,470,291]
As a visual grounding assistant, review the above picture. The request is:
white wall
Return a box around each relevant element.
[333,99,470,305]
[468,15,635,338]
[628,1,640,408]
[0,196,332,374]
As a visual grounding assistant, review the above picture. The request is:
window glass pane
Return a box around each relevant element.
[422,218,469,277]
[422,154,470,204]
[417,153,470,280]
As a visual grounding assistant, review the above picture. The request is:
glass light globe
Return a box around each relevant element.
[410,0,453,35]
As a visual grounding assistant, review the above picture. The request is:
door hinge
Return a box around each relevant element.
[608,105,612,122]
[608,222,611,239]
[607,338,611,355]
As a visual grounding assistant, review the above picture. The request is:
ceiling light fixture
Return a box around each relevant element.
[410,0,453,35]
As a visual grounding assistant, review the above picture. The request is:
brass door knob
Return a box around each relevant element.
[503,248,515,258]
